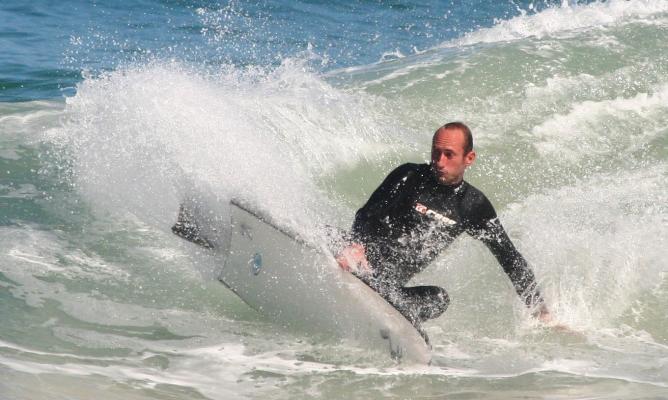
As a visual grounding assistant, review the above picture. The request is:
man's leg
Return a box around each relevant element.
[359,272,449,323]
[381,285,448,346]
[397,286,450,324]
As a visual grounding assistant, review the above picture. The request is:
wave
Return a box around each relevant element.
[451,0,668,47]
[532,83,668,162]
[0,100,64,139]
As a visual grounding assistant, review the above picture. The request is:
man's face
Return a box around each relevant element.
[430,128,476,185]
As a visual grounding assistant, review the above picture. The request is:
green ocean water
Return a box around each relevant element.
[1,1,667,399]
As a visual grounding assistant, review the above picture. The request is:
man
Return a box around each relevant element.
[336,122,553,330]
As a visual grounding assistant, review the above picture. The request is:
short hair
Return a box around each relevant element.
[435,122,473,154]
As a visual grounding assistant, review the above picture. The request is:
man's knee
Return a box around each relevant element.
[402,285,449,321]
[435,286,450,309]
[429,286,449,318]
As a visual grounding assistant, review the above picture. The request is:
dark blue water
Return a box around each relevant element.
[1,0,569,101]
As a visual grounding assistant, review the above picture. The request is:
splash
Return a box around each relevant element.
[48,59,410,233]
[505,165,667,330]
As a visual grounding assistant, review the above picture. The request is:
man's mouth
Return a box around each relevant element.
[431,164,448,179]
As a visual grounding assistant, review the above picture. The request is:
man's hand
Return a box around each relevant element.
[335,243,372,276]
[533,304,574,333]
[534,303,553,324]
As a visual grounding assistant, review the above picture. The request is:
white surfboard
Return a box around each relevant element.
[173,198,431,364]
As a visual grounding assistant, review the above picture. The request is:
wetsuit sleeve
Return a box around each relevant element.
[467,198,544,308]
[352,163,416,241]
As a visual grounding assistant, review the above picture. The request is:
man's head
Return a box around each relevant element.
[430,122,476,185]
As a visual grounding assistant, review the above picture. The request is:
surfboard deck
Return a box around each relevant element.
[174,199,431,364]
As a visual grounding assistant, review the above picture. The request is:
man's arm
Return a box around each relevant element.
[464,193,548,314]
[352,163,418,240]
[476,217,544,308]
[336,163,418,274]
[476,218,555,323]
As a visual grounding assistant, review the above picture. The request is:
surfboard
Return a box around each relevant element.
[173,198,431,364]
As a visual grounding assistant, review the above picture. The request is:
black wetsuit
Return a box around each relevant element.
[352,163,544,326]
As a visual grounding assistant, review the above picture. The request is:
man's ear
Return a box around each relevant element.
[464,150,476,167]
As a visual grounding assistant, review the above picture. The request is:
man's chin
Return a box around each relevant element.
[434,173,460,186]
[436,175,452,184]
[431,167,458,185]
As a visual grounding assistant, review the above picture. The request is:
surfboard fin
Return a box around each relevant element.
[172,204,215,249]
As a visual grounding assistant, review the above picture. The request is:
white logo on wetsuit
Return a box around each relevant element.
[414,202,456,226]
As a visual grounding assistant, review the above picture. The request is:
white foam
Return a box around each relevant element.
[532,83,668,162]
[378,49,406,62]
[2,228,131,284]
[0,337,473,400]
[0,100,64,139]
[504,165,667,330]
[451,0,668,47]
[48,60,411,235]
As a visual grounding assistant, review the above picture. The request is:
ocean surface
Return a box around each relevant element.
[1,0,667,398]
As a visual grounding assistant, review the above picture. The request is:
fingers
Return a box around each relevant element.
[335,243,372,276]
[335,254,352,272]
[353,257,373,277]
[538,310,553,324]
[532,304,551,321]
[532,307,579,335]
[348,243,365,259]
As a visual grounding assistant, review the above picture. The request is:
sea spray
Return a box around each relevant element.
[49,59,413,238]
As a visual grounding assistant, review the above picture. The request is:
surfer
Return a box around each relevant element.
[336,122,554,328]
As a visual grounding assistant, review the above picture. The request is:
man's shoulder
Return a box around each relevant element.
[387,162,429,181]
[460,181,488,202]
[394,162,429,174]
[460,181,496,218]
